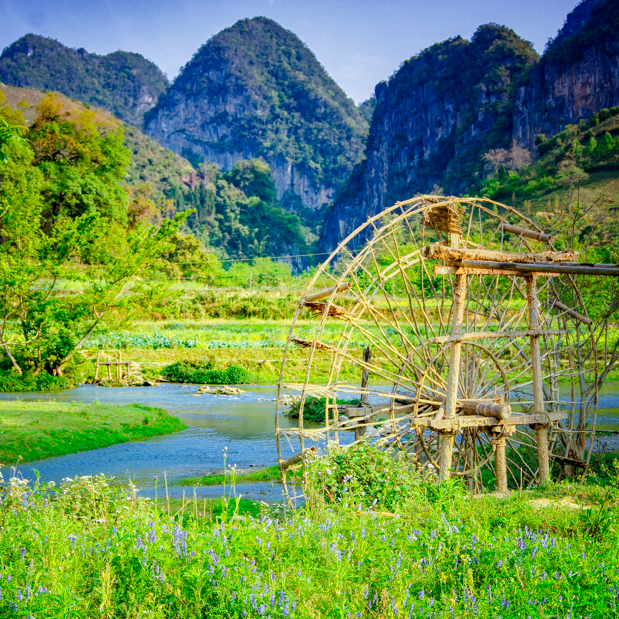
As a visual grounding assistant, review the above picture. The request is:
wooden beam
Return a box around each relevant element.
[501,222,551,243]
[305,282,351,303]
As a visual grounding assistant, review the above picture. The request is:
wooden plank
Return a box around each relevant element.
[424,243,577,264]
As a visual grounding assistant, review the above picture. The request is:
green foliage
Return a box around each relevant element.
[0,93,188,380]
[285,395,360,423]
[163,360,253,384]
[0,117,27,162]
[147,17,368,190]
[0,34,169,127]
[544,0,619,68]
[0,369,71,392]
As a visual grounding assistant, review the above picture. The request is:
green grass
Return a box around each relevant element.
[175,465,283,487]
[0,401,186,464]
[2,452,619,618]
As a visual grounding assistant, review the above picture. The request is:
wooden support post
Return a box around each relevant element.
[95,351,101,381]
[526,275,550,484]
[107,355,112,380]
[439,272,467,481]
[356,346,372,440]
[117,351,122,381]
[495,435,508,493]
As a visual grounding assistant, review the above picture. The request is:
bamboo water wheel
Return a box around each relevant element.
[276,196,616,500]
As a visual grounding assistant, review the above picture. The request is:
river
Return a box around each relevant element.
[2,381,619,497]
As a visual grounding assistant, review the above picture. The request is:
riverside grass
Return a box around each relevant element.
[0,401,186,464]
[2,450,619,618]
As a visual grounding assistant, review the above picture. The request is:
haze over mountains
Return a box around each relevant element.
[0,0,617,260]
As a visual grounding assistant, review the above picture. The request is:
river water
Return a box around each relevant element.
[2,381,619,494]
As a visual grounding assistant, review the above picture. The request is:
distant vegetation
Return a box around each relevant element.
[480,106,619,213]
[0,34,168,127]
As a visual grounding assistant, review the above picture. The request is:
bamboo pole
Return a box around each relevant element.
[304,282,352,303]
[356,346,372,440]
[439,272,467,481]
[455,259,619,276]
[495,435,508,492]
[501,222,551,243]
[526,275,550,484]
[553,299,592,326]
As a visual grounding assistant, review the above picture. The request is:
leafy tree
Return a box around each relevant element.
[0,117,27,163]
[0,94,186,382]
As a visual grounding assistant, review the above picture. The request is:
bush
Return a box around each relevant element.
[285,395,360,423]
[305,442,430,510]
[163,361,253,384]
[0,369,72,392]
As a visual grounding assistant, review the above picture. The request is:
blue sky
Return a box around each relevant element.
[0,0,578,103]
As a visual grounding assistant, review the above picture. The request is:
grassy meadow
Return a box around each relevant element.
[2,443,619,618]
[0,401,186,464]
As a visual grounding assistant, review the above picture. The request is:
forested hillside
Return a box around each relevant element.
[0,34,168,127]
[145,17,369,221]
[0,86,309,264]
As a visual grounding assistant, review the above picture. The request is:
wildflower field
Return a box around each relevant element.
[2,444,619,618]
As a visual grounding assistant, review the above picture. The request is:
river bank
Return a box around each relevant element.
[0,400,186,465]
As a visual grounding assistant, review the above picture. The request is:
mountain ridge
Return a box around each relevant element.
[0,34,168,128]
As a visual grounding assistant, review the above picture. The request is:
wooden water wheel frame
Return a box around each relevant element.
[276,196,613,502]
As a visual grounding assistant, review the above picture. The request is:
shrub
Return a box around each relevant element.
[0,369,72,392]
[305,442,429,510]
[163,361,253,384]
[285,395,360,423]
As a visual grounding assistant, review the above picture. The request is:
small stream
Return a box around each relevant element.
[0,384,304,500]
[2,381,619,499]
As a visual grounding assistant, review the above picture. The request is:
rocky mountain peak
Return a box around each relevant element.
[145,17,369,220]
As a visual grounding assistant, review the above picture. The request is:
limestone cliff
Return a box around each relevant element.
[144,17,368,219]
[321,0,619,252]
[321,25,538,250]
[513,0,619,150]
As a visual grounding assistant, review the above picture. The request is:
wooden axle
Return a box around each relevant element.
[305,282,351,303]
[342,398,512,420]
[451,259,619,276]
